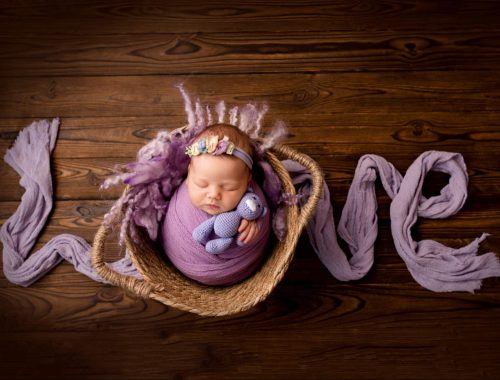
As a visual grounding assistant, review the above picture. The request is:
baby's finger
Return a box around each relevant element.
[239,225,251,243]
[242,223,258,244]
[238,222,254,244]
[238,219,249,233]
[248,223,261,244]
[238,225,249,241]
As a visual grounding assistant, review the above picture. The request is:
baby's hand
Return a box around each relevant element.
[237,219,260,245]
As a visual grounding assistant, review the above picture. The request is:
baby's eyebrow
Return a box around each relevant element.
[221,179,242,185]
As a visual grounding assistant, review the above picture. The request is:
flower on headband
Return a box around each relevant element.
[206,135,219,153]
[186,135,236,157]
[213,137,229,154]
[198,139,207,153]
[185,135,253,169]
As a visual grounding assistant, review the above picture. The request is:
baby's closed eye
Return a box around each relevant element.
[222,183,243,191]
[193,179,208,188]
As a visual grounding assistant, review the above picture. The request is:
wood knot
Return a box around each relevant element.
[392,120,442,143]
[292,87,319,106]
[405,42,417,54]
[389,37,435,58]
[76,205,92,218]
[411,120,424,136]
[165,39,200,55]
[47,81,57,99]
[96,287,124,303]
[133,128,157,140]
[86,171,100,186]
[204,7,248,17]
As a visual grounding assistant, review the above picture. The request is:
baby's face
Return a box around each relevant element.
[186,154,251,215]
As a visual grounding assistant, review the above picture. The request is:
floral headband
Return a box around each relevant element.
[185,135,253,169]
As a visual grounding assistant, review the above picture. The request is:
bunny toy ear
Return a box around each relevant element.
[245,198,258,212]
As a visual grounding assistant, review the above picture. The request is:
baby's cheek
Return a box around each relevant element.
[225,193,243,211]
[186,181,202,206]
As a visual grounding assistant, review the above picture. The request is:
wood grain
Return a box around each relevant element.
[0,1,499,379]
[2,30,500,76]
[0,284,499,380]
[1,0,499,34]
[2,73,500,118]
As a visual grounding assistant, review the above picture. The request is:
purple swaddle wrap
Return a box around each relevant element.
[161,180,271,286]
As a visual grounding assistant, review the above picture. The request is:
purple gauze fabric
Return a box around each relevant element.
[161,180,271,286]
[284,153,500,292]
[0,119,140,286]
[2,119,499,293]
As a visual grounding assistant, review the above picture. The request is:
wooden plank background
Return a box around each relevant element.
[1,1,499,379]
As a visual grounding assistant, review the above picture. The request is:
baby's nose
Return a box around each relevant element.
[208,186,222,200]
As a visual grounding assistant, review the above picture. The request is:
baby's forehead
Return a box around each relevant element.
[190,153,241,168]
[189,155,249,180]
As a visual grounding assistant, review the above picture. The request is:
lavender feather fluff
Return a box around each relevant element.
[101,85,287,244]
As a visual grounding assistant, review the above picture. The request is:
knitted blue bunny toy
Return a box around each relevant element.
[192,192,267,254]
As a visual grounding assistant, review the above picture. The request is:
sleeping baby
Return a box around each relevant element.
[161,124,271,285]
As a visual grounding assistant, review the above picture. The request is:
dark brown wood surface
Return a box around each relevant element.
[1,1,499,379]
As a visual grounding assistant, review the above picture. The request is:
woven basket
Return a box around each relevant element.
[91,144,323,316]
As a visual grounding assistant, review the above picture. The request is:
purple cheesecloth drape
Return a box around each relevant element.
[287,156,500,292]
[1,119,139,286]
[1,119,500,292]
